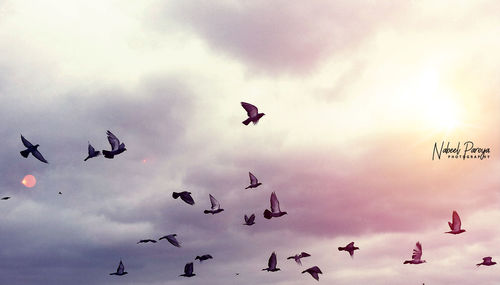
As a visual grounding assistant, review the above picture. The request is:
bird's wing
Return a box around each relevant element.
[32,149,48,163]
[209,194,220,210]
[181,193,195,205]
[308,271,319,281]
[117,261,125,274]
[269,252,277,269]
[452,211,461,230]
[244,215,249,223]
[248,214,255,224]
[21,135,33,147]
[346,242,355,248]
[270,192,281,213]
[167,235,180,247]
[300,252,311,258]
[106,130,120,151]
[310,266,322,273]
[88,143,98,155]
[241,102,258,118]
[185,262,193,275]
[484,257,492,262]
[249,172,258,184]
[412,242,422,260]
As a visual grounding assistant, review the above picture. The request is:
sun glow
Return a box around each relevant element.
[410,68,463,133]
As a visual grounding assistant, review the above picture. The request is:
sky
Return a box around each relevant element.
[0,0,499,284]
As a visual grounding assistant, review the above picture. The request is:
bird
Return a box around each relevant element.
[179,262,195,277]
[109,260,128,276]
[1,197,10,200]
[262,252,280,272]
[102,130,126,159]
[172,191,195,205]
[245,172,262,189]
[20,135,48,163]
[338,242,359,257]
[445,210,466,234]
[302,266,323,281]
[204,194,224,214]
[263,192,287,219]
[137,239,157,244]
[241,102,265,125]
[244,214,256,226]
[477,257,496,267]
[58,192,62,195]
[287,252,311,265]
[84,142,100,161]
[195,254,213,262]
[404,242,426,264]
[159,234,181,247]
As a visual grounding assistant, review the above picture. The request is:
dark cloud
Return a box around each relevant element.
[154,1,407,74]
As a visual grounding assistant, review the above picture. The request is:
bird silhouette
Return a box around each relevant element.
[84,142,100,161]
[338,242,359,257]
[179,262,195,277]
[244,214,256,226]
[287,252,311,265]
[109,260,128,276]
[204,194,224,214]
[302,266,322,281]
[172,191,195,205]
[195,254,213,262]
[477,257,496,267]
[102,130,126,159]
[245,172,262,189]
[404,242,426,264]
[20,135,48,163]
[445,211,466,234]
[241,102,265,125]
[1,197,10,200]
[262,252,280,272]
[137,239,156,244]
[263,192,287,219]
[159,234,181,247]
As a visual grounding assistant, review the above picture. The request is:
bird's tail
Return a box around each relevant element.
[84,156,90,161]
[102,150,114,159]
[242,118,252,125]
[20,149,30,158]
[263,209,272,219]
[172,192,180,199]
[338,247,345,251]
[204,210,211,214]
[403,261,410,264]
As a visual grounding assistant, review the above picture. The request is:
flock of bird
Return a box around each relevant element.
[7,101,491,283]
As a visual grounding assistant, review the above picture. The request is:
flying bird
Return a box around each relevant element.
[204,194,224,214]
[109,260,128,276]
[445,210,466,234]
[102,130,126,159]
[1,197,10,200]
[287,252,311,265]
[244,214,256,226]
[195,254,213,262]
[263,192,287,219]
[20,135,48,163]
[262,252,280,272]
[58,192,62,195]
[179,262,195,277]
[241,102,265,125]
[172,191,195,205]
[245,172,262,189]
[338,242,359,257]
[477,257,496,267]
[159,234,181,247]
[302,266,323,281]
[404,242,426,264]
[84,142,100,161]
[137,239,157,244]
